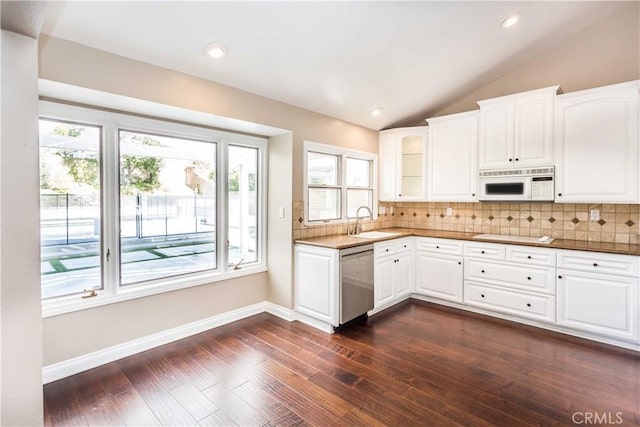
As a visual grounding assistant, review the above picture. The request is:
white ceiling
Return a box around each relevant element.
[40,1,627,131]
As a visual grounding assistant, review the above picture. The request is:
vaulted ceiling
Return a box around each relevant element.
[40,1,629,130]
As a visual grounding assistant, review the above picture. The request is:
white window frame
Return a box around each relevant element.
[303,140,377,226]
[40,101,267,317]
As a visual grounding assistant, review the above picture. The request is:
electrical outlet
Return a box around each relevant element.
[379,206,386,215]
[590,209,600,221]
[446,207,453,216]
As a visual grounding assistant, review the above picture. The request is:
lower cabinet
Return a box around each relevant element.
[373,238,414,311]
[415,251,463,302]
[294,244,339,328]
[556,250,639,344]
[464,281,555,323]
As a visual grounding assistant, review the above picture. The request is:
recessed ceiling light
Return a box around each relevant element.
[501,13,521,29]
[371,107,383,116]
[204,42,226,59]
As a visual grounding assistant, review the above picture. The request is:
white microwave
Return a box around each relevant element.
[479,167,555,202]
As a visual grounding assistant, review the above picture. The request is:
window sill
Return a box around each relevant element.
[42,264,267,318]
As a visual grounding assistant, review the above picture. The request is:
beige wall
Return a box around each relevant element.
[433,2,640,118]
[37,35,376,365]
[1,30,43,426]
[267,133,294,308]
[43,273,267,364]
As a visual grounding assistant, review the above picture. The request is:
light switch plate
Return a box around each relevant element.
[446,207,453,216]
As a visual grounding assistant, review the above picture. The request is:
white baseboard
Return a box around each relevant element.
[43,301,267,384]
[265,302,296,321]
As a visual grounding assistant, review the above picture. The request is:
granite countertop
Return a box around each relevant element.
[294,227,640,256]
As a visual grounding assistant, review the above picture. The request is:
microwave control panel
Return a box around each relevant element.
[531,177,554,200]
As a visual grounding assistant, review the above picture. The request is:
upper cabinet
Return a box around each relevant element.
[554,81,639,203]
[379,127,428,201]
[478,86,558,169]
[427,111,479,202]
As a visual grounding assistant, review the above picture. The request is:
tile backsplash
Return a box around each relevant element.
[293,200,640,244]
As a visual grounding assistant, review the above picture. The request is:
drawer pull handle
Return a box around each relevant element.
[526,303,531,307]
[593,263,598,267]
[527,277,531,280]
[481,294,485,298]
[481,270,485,273]
[527,256,532,259]
[481,250,485,254]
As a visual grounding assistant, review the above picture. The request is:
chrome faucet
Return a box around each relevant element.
[354,205,373,235]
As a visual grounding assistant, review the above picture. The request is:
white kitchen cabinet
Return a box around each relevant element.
[378,127,428,201]
[373,238,414,311]
[294,244,339,329]
[415,252,463,302]
[427,111,479,201]
[557,250,639,343]
[554,81,639,203]
[478,86,558,169]
[414,237,463,302]
[463,241,557,323]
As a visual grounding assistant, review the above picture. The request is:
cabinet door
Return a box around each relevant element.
[415,252,463,302]
[479,102,514,169]
[374,255,396,308]
[428,112,478,201]
[378,131,398,201]
[555,82,639,203]
[394,251,414,298]
[397,129,428,200]
[557,269,638,342]
[295,246,339,326]
[514,92,554,166]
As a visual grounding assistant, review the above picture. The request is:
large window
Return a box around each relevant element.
[39,101,266,311]
[304,141,377,224]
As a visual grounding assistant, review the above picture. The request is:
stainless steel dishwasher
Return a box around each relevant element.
[340,244,374,325]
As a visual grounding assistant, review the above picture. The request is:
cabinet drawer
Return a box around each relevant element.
[464,259,555,294]
[415,237,463,255]
[464,242,505,260]
[507,246,556,267]
[557,250,639,277]
[464,281,555,323]
[375,237,413,257]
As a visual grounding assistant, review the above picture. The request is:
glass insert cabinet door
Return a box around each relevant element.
[400,135,425,198]
[378,127,427,202]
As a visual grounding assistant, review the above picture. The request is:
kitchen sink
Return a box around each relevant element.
[355,231,401,239]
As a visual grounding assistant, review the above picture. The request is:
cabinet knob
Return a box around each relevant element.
[481,270,485,273]
[458,261,462,265]
[403,245,407,248]
[527,255,532,259]
[558,275,562,279]
[558,193,562,197]
[385,249,389,252]
[527,277,531,280]
[436,245,439,248]
[481,250,485,254]
[481,294,485,298]
[526,303,531,307]
[593,263,598,267]
[472,193,475,197]
[508,158,513,162]
[515,158,519,162]
[398,194,402,197]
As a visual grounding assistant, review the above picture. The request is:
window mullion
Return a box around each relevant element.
[103,121,120,295]
[218,141,229,272]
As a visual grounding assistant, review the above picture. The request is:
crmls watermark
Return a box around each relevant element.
[572,412,624,425]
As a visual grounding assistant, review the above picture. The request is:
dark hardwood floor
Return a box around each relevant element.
[44,300,640,426]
